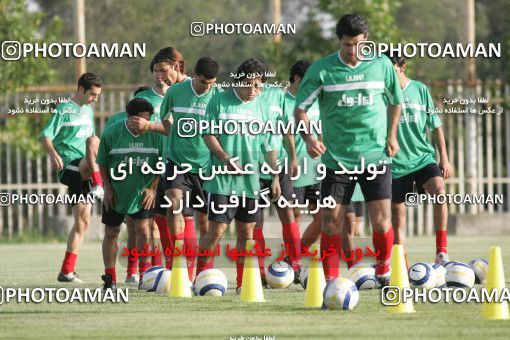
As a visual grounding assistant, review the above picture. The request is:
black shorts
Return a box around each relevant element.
[163,160,208,215]
[154,180,166,216]
[345,201,364,217]
[293,183,321,205]
[392,163,442,203]
[207,193,258,224]
[320,165,392,205]
[59,158,92,206]
[102,206,154,227]
[256,172,295,223]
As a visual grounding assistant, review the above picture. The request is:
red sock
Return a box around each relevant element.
[320,232,341,281]
[90,171,103,187]
[435,229,447,254]
[127,253,137,277]
[196,258,214,277]
[282,221,302,271]
[184,216,197,281]
[61,251,77,275]
[372,227,394,276]
[253,226,265,276]
[138,261,151,281]
[154,214,173,269]
[105,267,116,284]
[151,249,162,266]
[236,261,244,288]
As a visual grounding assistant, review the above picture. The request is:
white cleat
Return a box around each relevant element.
[124,274,139,285]
[57,271,84,283]
[435,252,450,266]
[90,185,104,200]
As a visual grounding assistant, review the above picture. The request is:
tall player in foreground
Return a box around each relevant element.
[294,14,403,286]
[39,73,103,283]
[386,54,452,266]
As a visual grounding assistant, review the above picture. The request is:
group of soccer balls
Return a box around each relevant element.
[136,258,488,311]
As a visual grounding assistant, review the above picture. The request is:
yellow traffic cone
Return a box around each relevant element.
[240,240,265,302]
[304,243,326,308]
[168,240,192,298]
[387,244,415,313]
[482,246,509,320]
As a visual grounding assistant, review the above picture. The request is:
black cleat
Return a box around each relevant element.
[58,271,84,283]
[101,274,117,291]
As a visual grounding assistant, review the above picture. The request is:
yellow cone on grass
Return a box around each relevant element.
[387,244,415,313]
[304,243,326,308]
[482,246,509,320]
[168,239,192,298]
[240,240,265,302]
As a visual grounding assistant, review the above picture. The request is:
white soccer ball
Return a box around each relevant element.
[445,262,475,288]
[431,263,447,288]
[265,261,295,289]
[194,269,228,296]
[469,258,488,284]
[323,277,359,310]
[140,266,165,291]
[155,270,172,294]
[408,262,436,289]
[347,265,377,289]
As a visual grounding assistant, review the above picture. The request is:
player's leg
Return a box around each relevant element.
[165,187,185,264]
[235,220,256,291]
[391,173,414,270]
[340,204,357,269]
[361,167,394,286]
[100,204,125,290]
[419,165,449,264]
[253,178,269,280]
[320,169,353,282]
[58,202,91,283]
[133,215,153,282]
[274,174,301,274]
[125,217,139,283]
[153,181,173,268]
[150,219,162,266]
[299,205,321,249]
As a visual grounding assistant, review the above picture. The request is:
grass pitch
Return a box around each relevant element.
[1,236,510,339]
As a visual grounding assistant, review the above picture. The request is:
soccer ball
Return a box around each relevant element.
[445,262,475,288]
[323,277,359,310]
[194,269,228,296]
[140,266,167,292]
[347,265,377,289]
[265,261,295,289]
[469,258,488,284]
[408,262,436,289]
[431,263,447,288]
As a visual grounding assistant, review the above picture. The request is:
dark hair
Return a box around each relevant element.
[384,51,406,67]
[336,14,369,39]
[77,72,102,91]
[133,86,150,96]
[289,60,312,83]
[126,98,154,117]
[194,57,219,79]
[236,58,267,82]
[150,47,186,74]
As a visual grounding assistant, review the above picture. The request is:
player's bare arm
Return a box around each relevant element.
[433,126,452,179]
[99,165,115,211]
[127,116,167,135]
[294,107,326,159]
[203,134,242,173]
[40,136,64,171]
[386,103,402,157]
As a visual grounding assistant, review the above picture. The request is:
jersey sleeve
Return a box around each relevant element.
[424,86,442,130]
[39,109,64,140]
[160,88,175,122]
[96,130,109,167]
[295,62,323,112]
[383,57,404,105]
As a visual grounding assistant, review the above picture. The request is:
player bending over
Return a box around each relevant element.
[97,98,163,290]
[39,72,103,283]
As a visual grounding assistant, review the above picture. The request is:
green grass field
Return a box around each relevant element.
[1,236,510,339]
